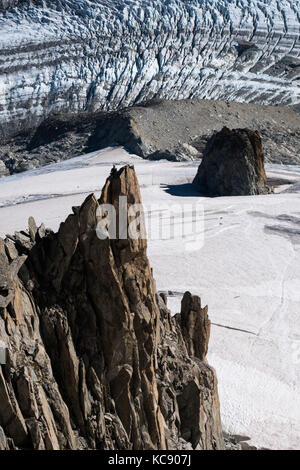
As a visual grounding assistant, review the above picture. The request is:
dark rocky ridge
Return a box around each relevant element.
[193,127,270,196]
[0,165,224,450]
[1,98,300,175]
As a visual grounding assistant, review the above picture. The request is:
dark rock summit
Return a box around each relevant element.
[0,165,224,450]
[193,127,270,196]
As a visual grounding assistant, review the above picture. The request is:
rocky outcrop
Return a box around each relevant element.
[1,98,300,176]
[193,127,270,196]
[179,292,211,362]
[0,165,224,450]
[0,0,299,139]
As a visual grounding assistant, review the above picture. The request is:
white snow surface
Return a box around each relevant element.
[0,146,300,449]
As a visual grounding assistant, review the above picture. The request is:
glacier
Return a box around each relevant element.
[0,0,299,138]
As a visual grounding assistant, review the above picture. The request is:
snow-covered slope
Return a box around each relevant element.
[0,0,299,138]
[0,147,300,449]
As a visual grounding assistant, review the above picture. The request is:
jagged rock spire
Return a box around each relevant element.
[0,165,224,450]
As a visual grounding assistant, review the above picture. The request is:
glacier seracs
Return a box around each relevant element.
[0,0,299,137]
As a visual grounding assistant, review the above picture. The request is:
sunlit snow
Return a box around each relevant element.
[0,147,299,449]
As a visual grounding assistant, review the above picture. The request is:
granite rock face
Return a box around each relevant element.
[0,165,224,450]
[193,127,270,196]
[179,292,211,362]
[0,0,299,139]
